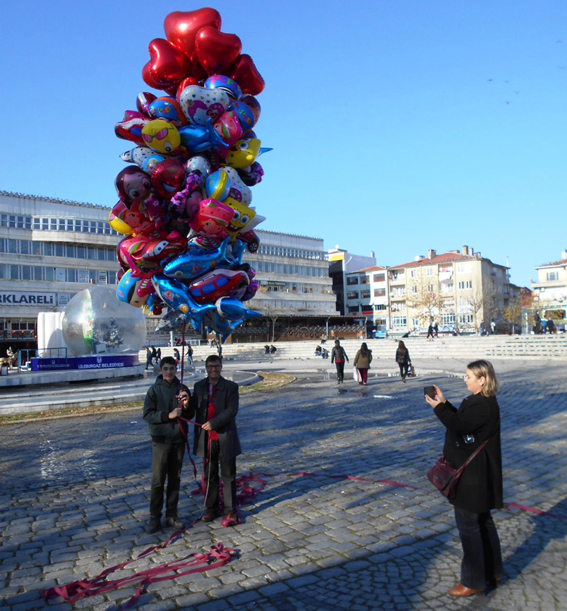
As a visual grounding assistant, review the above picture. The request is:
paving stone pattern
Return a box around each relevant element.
[1,362,566,610]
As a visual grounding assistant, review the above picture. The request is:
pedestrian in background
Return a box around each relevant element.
[425,360,503,597]
[331,340,349,384]
[395,341,411,382]
[427,322,435,341]
[354,342,373,386]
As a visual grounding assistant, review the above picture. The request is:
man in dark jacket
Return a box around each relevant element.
[188,354,241,525]
[143,357,190,534]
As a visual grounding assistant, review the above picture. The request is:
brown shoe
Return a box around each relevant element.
[201,509,220,522]
[448,584,484,597]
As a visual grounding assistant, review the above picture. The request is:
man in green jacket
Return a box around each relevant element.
[143,357,190,534]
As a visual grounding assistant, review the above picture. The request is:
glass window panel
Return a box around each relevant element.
[33,267,42,281]
[50,219,57,230]
[9,265,19,280]
[9,215,17,228]
[20,241,31,255]
[16,217,25,229]
[41,219,49,230]
[66,245,75,257]
[32,218,40,229]
[0,264,5,279]
[58,219,66,231]
[88,247,97,260]
[77,246,86,259]
[43,243,53,256]
[22,266,32,280]
[0,239,4,253]
[97,248,105,260]
[45,267,54,281]
[55,244,64,257]
[8,239,18,254]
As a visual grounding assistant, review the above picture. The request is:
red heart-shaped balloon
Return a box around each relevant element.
[147,38,192,87]
[227,54,265,96]
[142,62,163,90]
[195,27,242,76]
[164,9,222,64]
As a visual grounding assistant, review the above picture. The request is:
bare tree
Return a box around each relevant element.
[406,275,447,328]
[463,287,498,333]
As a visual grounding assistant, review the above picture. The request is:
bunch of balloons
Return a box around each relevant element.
[111,8,269,342]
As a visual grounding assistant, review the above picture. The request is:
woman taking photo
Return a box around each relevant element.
[353,342,372,385]
[395,341,411,382]
[425,360,503,597]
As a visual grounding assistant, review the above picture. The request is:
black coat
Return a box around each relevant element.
[188,376,241,461]
[434,393,503,513]
[142,375,189,444]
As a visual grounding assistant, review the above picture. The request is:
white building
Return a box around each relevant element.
[0,192,337,348]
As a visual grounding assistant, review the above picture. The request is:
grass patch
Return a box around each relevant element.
[240,371,295,393]
[0,372,294,425]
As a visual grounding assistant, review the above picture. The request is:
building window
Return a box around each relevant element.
[374,288,386,297]
[347,291,358,300]
[347,277,358,285]
[348,306,359,313]
[411,286,418,294]
[392,316,407,327]
[546,271,558,281]
[410,270,416,278]
[374,273,385,282]
[441,313,456,325]
[426,268,433,276]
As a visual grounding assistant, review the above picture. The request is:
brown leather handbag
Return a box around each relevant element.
[427,440,489,500]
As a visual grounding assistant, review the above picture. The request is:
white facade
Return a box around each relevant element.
[0,192,337,341]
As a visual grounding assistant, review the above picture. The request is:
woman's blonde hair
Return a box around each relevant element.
[467,359,499,397]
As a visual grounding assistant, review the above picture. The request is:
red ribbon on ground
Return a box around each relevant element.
[42,542,234,608]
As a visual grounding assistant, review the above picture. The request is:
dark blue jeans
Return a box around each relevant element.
[454,506,503,589]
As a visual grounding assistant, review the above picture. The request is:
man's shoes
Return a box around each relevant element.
[448,584,484,597]
[147,517,161,534]
[165,516,184,530]
[222,512,240,526]
[201,509,220,522]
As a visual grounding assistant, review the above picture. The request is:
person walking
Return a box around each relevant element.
[188,354,241,525]
[143,357,191,534]
[425,360,503,597]
[353,342,373,385]
[331,340,349,384]
[434,322,439,338]
[426,322,435,341]
[186,344,194,366]
[395,341,411,382]
[173,348,180,364]
[145,346,152,370]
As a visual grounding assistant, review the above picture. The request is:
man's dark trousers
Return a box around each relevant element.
[150,441,185,519]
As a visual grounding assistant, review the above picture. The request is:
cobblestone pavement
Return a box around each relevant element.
[1,361,566,611]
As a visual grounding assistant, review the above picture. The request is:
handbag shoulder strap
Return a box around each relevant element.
[455,439,489,475]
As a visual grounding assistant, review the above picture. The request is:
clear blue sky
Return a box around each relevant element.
[1,1,565,287]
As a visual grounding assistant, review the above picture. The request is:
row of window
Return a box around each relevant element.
[0,264,116,284]
[254,261,328,277]
[1,213,117,235]
[390,314,475,328]
[347,282,474,301]
[0,239,117,261]
[256,244,324,260]
[351,264,477,285]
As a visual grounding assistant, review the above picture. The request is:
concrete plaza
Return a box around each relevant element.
[1,358,566,611]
